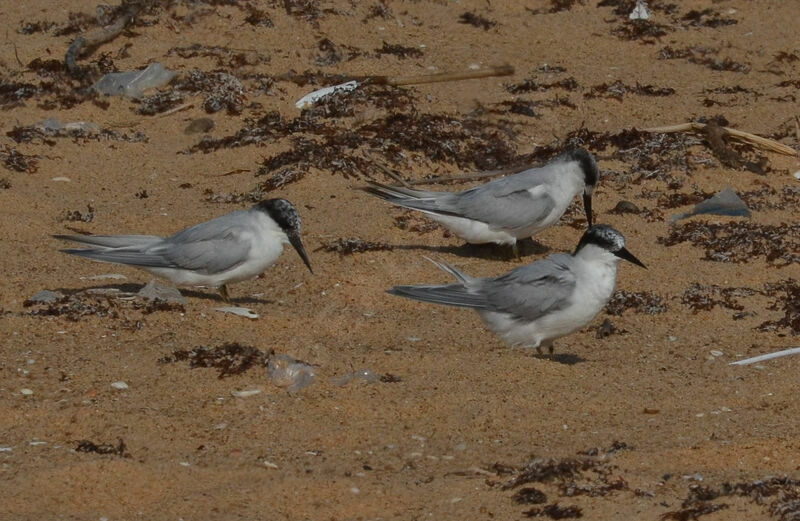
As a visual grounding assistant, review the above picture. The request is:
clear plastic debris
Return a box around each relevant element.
[332,369,380,386]
[267,354,316,392]
[91,63,176,98]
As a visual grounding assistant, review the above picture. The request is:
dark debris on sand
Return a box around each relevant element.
[159,343,271,378]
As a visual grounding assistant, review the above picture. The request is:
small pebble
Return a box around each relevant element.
[612,200,640,214]
[111,381,129,390]
[710,350,723,357]
[263,461,279,469]
[184,117,215,135]
[794,170,800,181]
[20,388,33,396]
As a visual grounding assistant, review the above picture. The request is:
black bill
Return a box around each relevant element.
[614,247,646,268]
[288,231,313,273]
[583,192,593,228]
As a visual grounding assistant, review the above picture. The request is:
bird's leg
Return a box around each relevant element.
[509,242,521,261]
[538,340,555,360]
[218,284,231,303]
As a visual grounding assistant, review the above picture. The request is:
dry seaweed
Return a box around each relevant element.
[504,458,597,489]
[76,438,127,457]
[393,212,442,234]
[243,4,274,27]
[659,46,750,73]
[680,283,755,313]
[514,487,548,504]
[506,78,579,94]
[159,343,270,378]
[318,238,394,255]
[681,9,737,28]
[605,291,668,315]
[315,38,362,66]
[168,44,269,68]
[657,221,800,265]
[61,205,95,223]
[524,504,583,519]
[0,145,38,173]
[611,20,671,43]
[7,123,147,144]
[527,0,586,15]
[375,42,423,59]
[585,81,675,101]
[758,280,800,335]
[175,70,245,114]
[458,12,496,30]
[137,91,185,115]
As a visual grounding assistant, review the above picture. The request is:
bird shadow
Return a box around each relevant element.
[393,237,550,261]
[49,283,273,305]
[532,352,585,365]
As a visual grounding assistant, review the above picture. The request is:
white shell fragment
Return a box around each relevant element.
[231,389,262,398]
[214,306,259,319]
[110,381,129,390]
[295,81,360,109]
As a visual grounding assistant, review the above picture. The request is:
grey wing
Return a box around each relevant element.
[61,211,254,274]
[481,254,576,320]
[398,169,556,230]
[155,212,255,274]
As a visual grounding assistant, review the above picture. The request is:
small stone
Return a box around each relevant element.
[184,117,215,135]
[110,381,129,390]
[20,388,33,396]
[611,200,640,214]
[710,350,723,357]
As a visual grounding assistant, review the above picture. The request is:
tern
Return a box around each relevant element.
[388,225,645,356]
[362,148,598,255]
[55,198,312,302]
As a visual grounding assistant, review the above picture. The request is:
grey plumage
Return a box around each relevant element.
[389,255,575,320]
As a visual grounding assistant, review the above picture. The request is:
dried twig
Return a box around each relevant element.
[363,150,411,187]
[643,122,797,156]
[368,64,514,87]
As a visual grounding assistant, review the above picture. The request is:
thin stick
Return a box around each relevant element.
[643,122,797,156]
[370,65,514,87]
[157,102,194,118]
[363,151,411,187]
[730,347,800,366]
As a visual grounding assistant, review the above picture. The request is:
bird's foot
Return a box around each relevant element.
[218,284,231,303]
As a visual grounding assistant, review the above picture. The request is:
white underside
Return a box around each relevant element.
[477,248,620,349]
